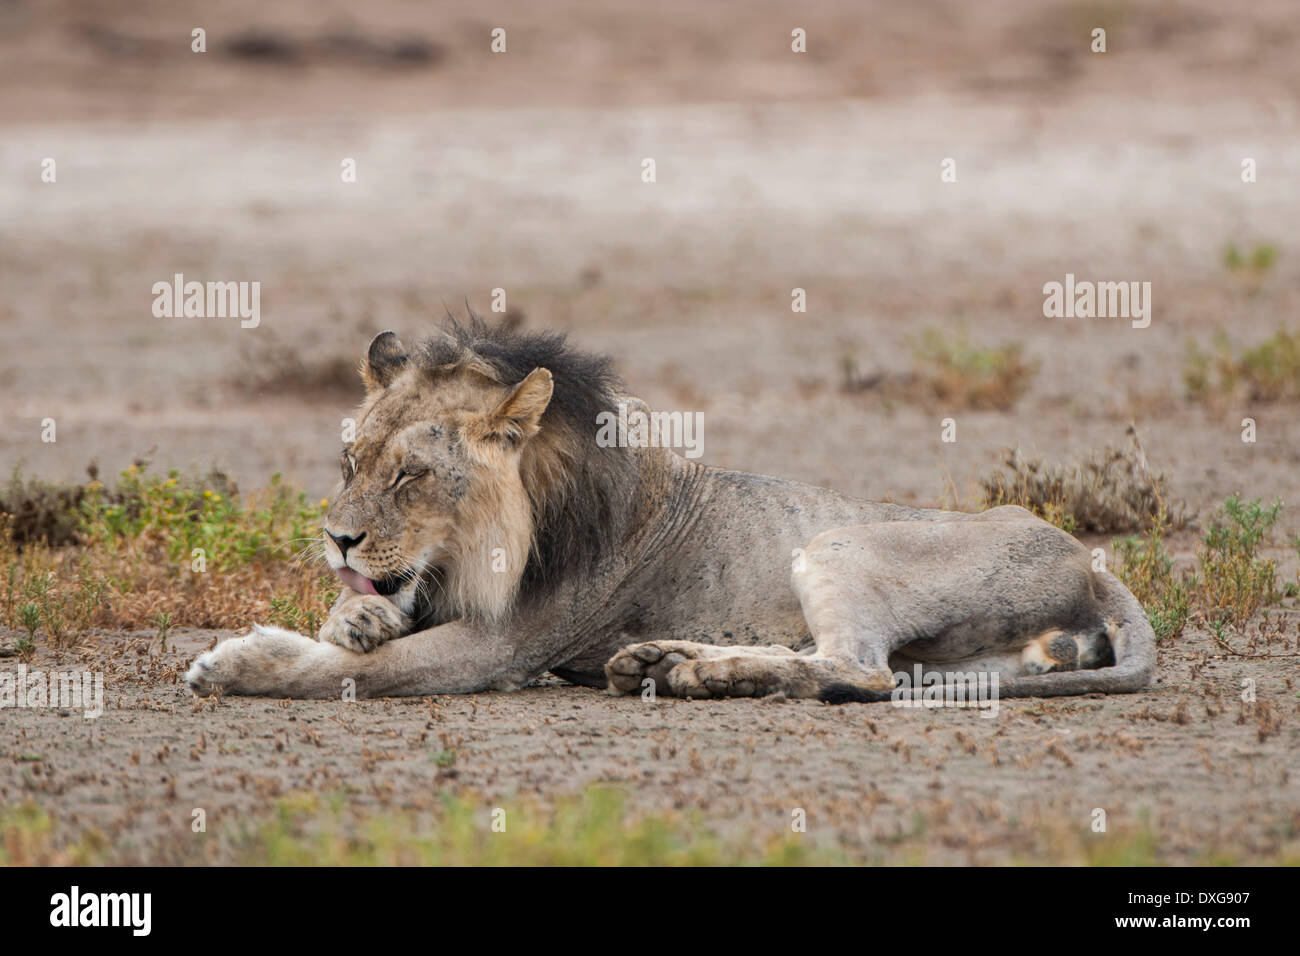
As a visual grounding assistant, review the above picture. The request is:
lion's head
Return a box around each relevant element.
[323,318,636,626]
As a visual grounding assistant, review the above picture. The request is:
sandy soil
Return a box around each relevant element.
[1,0,1298,862]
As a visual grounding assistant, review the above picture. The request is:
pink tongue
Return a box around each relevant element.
[336,567,379,596]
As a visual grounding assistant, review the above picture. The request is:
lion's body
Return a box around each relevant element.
[187,321,1155,702]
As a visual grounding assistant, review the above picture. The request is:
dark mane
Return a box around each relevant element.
[413,315,639,599]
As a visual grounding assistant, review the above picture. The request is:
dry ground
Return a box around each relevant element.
[1,624,1297,864]
[1,0,1298,862]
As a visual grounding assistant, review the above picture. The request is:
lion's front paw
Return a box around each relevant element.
[318,595,407,653]
[185,625,317,697]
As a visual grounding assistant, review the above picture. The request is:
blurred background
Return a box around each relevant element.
[2,0,1298,523]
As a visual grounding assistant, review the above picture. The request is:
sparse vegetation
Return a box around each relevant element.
[268,593,333,637]
[0,787,841,866]
[234,337,359,397]
[907,328,1037,411]
[975,433,1284,643]
[1222,240,1278,293]
[0,463,336,643]
[1112,519,1192,644]
[4,785,1288,866]
[979,429,1192,535]
[1195,496,1282,628]
[841,327,1037,411]
[153,610,174,652]
[1223,241,1277,273]
[1113,495,1286,643]
[1184,324,1300,404]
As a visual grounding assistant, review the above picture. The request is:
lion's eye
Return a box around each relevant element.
[391,468,424,490]
[341,452,356,481]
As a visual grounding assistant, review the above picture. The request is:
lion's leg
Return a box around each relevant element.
[621,528,927,700]
[787,519,1095,695]
[790,540,903,693]
[603,521,924,699]
[792,518,1152,700]
[186,620,515,699]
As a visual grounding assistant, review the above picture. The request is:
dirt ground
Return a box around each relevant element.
[0,624,1297,863]
[1,0,1299,862]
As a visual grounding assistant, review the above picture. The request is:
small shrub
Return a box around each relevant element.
[12,633,35,661]
[268,590,335,636]
[19,602,41,642]
[1196,496,1282,628]
[908,328,1037,411]
[1291,533,1300,589]
[153,610,174,652]
[979,429,1192,534]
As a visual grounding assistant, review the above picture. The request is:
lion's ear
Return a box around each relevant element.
[477,368,553,444]
[362,331,408,392]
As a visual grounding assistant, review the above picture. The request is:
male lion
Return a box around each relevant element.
[186,320,1155,702]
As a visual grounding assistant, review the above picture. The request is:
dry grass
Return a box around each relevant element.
[978,436,1286,643]
[978,427,1193,535]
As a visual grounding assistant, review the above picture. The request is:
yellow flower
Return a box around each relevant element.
[203,490,213,498]
[319,498,329,509]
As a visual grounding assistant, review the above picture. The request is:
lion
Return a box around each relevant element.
[186,319,1155,702]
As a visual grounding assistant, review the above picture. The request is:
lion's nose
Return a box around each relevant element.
[327,530,366,558]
